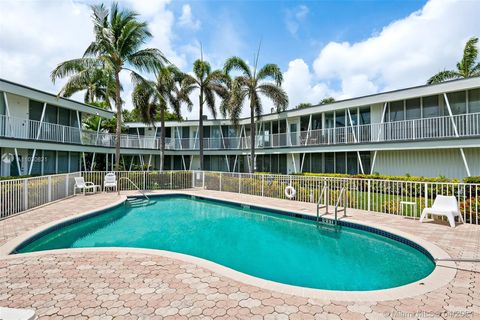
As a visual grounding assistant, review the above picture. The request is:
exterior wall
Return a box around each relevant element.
[373,148,480,179]
[6,93,29,119]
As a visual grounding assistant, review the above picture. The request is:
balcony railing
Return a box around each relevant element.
[1,112,479,151]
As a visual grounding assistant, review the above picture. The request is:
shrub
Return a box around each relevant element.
[464,176,480,184]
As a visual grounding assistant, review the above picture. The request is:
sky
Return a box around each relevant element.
[0,0,479,120]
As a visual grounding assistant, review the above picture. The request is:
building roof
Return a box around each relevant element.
[0,78,114,119]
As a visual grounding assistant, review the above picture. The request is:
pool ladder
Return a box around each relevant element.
[118,177,152,207]
[334,187,347,224]
[316,182,329,223]
[316,184,347,225]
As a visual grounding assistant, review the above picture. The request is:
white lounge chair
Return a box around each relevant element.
[74,177,100,195]
[103,172,117,192]
[420,195,464,228]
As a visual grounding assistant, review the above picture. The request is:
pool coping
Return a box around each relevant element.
[0,191,457,302]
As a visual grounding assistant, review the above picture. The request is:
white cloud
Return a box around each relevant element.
[285,5,309,36]
[0,1,92,92]
[282,59,332,108]
[312,0,480,98]
[178,4,201,31]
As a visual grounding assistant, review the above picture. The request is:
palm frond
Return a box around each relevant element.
[258,83,288,112]
[257,63,283,85]
[458,37,479,77]
[224,56,251,77]
[427,70,462,84]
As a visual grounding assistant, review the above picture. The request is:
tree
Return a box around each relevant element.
[428,37,480,84]
[319,97,335,105]
[56,64,116,107]
[132,65,192,170]
[51,2,167,170]
[295,102,312,110]
[224,56,288,173]
[180,59,230,170]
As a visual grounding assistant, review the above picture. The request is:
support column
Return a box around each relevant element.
[444,93,471,176]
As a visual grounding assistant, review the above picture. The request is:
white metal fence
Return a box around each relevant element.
[0,172,81,219]
[2,112,480,151]
[1,170,479,225]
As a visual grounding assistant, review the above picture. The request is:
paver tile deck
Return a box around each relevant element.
[1,190,479,319]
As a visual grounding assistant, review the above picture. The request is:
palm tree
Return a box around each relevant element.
[132,65,192,170]
[51,2,167,170]
[224,56,288,173]
[56,63,116,107]
[180,59,230,170]
[428,37,480,84]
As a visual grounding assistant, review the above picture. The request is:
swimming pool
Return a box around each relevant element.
[16,194,435,291]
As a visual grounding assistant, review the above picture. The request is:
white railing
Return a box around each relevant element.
[1,112,480,151]
[2,170,479,226]
[0,172,81,220]
[195,171,480,225]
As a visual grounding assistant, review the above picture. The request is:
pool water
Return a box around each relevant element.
[18,195,434,291]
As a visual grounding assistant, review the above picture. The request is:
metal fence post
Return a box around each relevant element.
[367,179,371,212]
[170,171,173,189]
[202,171,205,189]
[261,175,264,197]
[219,172,222,191]
[238,173,241,193]
[65,175,69,196]
[48,176,52,202]
[143,171,146,190]
[424,182,428,209]
[23,179,28,210]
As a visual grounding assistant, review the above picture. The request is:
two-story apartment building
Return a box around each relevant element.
[1,77,480,179]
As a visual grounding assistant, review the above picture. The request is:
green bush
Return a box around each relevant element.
[464,176,480,184]
[296,172,459,183]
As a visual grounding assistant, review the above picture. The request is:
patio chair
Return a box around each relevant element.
[419,195,464,228]
[74,177,100,195]
[104,172,117,192]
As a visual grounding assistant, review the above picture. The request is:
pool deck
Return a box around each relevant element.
[0,189,479,319]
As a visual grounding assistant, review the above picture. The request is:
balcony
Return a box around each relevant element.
[1,112,479,151]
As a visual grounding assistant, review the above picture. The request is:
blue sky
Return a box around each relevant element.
[0,0,478,119]
[174,0,426,70]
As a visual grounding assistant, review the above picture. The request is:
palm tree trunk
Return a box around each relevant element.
[160,107,165,171]
[250,99,255,174]
[114,71,122,171]
[199,90,204,171]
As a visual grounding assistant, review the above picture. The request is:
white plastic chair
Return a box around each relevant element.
[74,177,100,195]
[420,195,464,228]
[103,172,117,192]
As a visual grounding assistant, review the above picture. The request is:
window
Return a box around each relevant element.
[325,153,334,173]
[335,152,346,174]
[389,101,404,122]
[447,91,466,115]
[359,107,370,125]
[348,109,358,126]
[0,91,5,116]
[29,100,43,121]
[70,152,80,172]
[346,152,358,174]
[422,95,440,118]
[312,114,322,130]
[58,108,69,126]
[406,98,421,120]
[311,153,322,173]
[57,152,68,173]
[469,89,480,113]
[325,112,334,128]
[43,150,56,174]
[335,111,345,128]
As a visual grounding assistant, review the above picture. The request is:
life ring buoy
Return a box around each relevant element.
[285,185,296,199]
